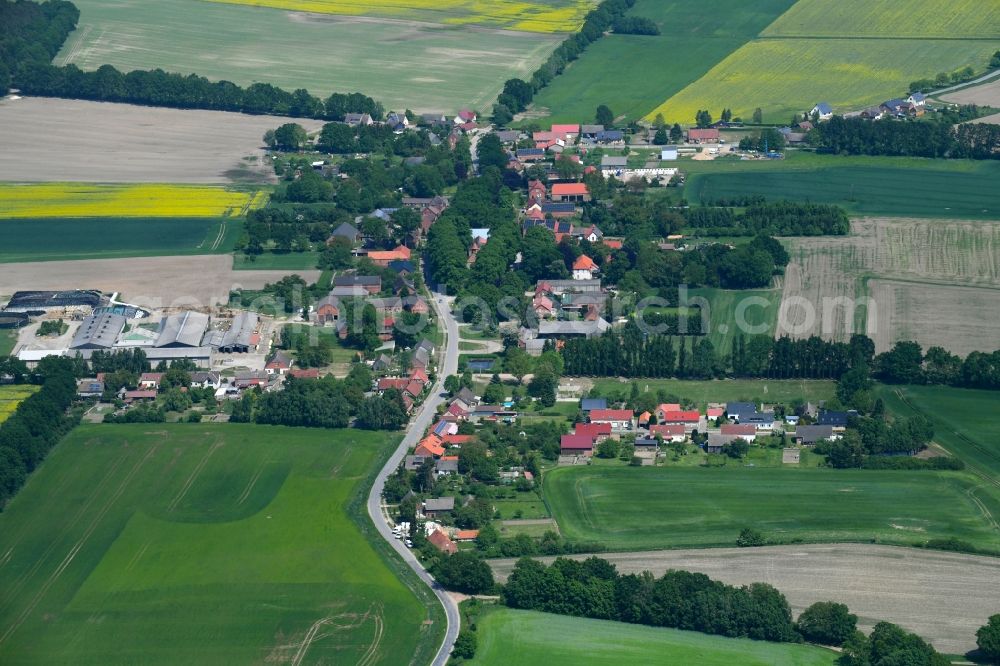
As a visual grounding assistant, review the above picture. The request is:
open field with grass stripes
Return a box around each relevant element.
[0,184,265,219]
[545,465,1000,553]
[203,0,596,32]
[0,386,39,425]
[761,0,1000,37]
[468,607,838,665]
[0,424,441,664]
[650,38,1000,122]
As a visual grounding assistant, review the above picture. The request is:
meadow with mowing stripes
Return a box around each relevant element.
[650,38,1000,122]
[0,184,265,219]
[202,0,595,32]
[0,217,242,263]
[761,0,1000,37]
[0,424,442,664]
[544,466,1000,553]
[469,607,838,666]
[0,386,40,425]
[526,0,795,123]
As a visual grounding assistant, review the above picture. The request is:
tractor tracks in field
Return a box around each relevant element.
[167,439,223,513]
[0,442,159,646]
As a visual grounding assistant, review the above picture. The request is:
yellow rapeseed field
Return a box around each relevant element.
[0,386,40,425]
[647,39,1000,124]
[200,0,595,33]
[762,0,1000,38]
[0,184,267,218]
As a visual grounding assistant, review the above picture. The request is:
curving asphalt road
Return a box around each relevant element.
[366,291,461,666]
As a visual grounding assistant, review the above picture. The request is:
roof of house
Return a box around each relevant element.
[688,128,719,139]
[454,529,480,540]
[289,368,320,379]
[140,372,163,382]
[442,434,474,445]
[334,274,381,287]
[367,246,411,262]
[561,434,595,450]
[266,350,292,369]
[721,424,757,436]
[574,422,612,438]
[650,424,686,436]
[551,183,589,196]
[123,390,157,399]
[590,409,634,421]
[795,425,836,442]
[572,254,598,271]
[424,497,455,511]
[657,403,682,413]
[409,367,429,383]
[428,529,457,553]
[378,378,408,391]
[726,402,756,415]
[435,458,459,472]
[600,156,628,167]
[707,407,724,418]
[817,409,855,426]
[155,311,209,348]
[813,102,833,114]
[707,433,740,447]
[660,410,700,423]
[541,202,577,213]
[538,319,610,337]
[331,222,360,239]
[634,436,659,447]
[551,124,580,134]
[581,398,607,411]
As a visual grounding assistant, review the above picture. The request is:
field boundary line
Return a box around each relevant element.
[0,442,159,645]
[167,440,223,512]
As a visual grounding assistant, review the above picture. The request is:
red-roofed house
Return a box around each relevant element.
[687,128,720,143]
[659,410,702,433]
[367,245,411,266]
[532,294,556,318]
[638,411,652,426]
[457,109,477,123]
[442,434,474,445]
[649,424,687,442]
[707,407,725,420]
[551,124,580,140]
[721,423,758,442]
[428,529,457,554]
[404,379,425,398]
[551,183,591,203]
[415,434,445,458]
[589,409,635,431]
[139,373,163,389]
[409,367,429,385]
[603,238,623,249]
[572,254,598,281]
[653,403,681,421]
[454,529,480,542]
[574,422,612,442]
[561,434,595,455]
[289,368,320,380]
[123,389,157,404]
[377,378,408,393]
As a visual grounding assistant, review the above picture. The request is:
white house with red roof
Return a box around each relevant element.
[589,408,634,431]
[572,254,598,280]
[560,434,594,455]
[649,424,687,442]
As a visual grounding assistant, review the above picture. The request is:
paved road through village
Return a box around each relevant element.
[366,292,461,666]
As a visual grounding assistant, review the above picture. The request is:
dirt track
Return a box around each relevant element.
[0,97,323,183]
[489,543,1000,654]
[0,255,320,308]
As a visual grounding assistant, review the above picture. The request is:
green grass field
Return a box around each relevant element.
[0,424,441,664]
[0,218,241,263]
[686,158,1000,219]
[58,0,562,112]
[527,0,795,123]
[880,385,1000,479]
[0,330,17,357]
[545,466,1000,552]
[469,607,838,666]
[232,251,321,270]
[690,286,782,350]
[589,378,836,407]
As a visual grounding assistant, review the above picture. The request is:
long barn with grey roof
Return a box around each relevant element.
[70,312,126,349]
[155,311,209,348]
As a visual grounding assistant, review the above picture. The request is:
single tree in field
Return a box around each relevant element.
[978,614,1000,663]
[752,107,763,125]
[595,104,615,128]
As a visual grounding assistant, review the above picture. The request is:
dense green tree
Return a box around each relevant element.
[595,104,615,128]
[977,614,1000,663]
[477,133,508,172]
[796,602,857,646]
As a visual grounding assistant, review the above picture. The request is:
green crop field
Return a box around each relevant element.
[58,0,562,112]
[762,0,1000,38]
[652,38,1000,123]
[880,385,1000,479]
[0,424,441,664]
[0,218,241,263]
[233,251,321,270]
[527,0,796,123]
[545,466,1000,552]
[690,286,781,351]
[588,378,836,408]
[469,607,838,665]
[686,157,1000,219]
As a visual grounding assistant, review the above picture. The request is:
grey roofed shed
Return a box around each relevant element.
[70,312,126,349]
[423,497,455,512]
[155,311,209,348]
[794,425,835,444]
[217,311,258,352]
